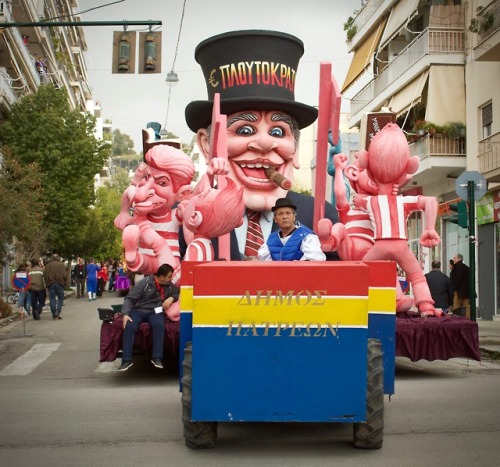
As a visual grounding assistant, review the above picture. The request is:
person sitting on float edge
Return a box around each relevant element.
[258,198,326,261]
[118,263,179,371]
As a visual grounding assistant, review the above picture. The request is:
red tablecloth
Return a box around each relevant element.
[396,314,481,362]
[99,313,179,362]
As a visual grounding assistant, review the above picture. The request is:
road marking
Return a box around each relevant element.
[0,343,61,376]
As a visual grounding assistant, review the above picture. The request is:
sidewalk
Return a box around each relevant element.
[477,317,500,358]
[0,290,75,327]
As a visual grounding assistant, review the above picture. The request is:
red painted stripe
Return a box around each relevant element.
[192,262,370,296]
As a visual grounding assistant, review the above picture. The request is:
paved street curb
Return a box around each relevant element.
[0,290,75,327]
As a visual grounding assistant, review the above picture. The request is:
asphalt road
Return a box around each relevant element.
[0,292,499,467]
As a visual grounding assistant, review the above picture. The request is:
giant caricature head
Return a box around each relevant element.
[185,30,318,212]
[132,145,195,217]
[357,123,420,191]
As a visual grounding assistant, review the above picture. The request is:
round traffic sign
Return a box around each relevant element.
[11,272,31,291]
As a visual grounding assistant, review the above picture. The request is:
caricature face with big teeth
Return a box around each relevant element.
[197,110,300,212]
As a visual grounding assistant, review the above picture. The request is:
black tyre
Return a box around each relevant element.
[353,338,384,449]
[7,294,17,305]
[181,343,218,449]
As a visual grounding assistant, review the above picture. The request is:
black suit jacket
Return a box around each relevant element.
[425,270,453,309]
[180,191,339,261]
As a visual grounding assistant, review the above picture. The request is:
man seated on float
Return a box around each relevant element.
[258,198,326,261]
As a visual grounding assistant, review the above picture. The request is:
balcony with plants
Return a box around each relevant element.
[470,0,500,61]
[408,121,466,157]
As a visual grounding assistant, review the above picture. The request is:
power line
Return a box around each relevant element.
[163,0,187,133]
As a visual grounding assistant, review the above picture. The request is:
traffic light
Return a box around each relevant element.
[138,32,162,74]
[449,200,468,228]
[112,31,136,74]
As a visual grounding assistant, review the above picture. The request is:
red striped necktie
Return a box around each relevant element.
[244,209,264,257]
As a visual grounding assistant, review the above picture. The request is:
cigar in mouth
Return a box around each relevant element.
[264,167,291,190]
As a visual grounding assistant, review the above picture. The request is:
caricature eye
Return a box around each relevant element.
[236,125,255,136]
[156,178,170,187]
[269,126,285,137]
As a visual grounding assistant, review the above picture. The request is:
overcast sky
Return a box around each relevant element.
[78,0,357,151]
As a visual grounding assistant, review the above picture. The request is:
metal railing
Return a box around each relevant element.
[477,0,500,43]
[351,27,464,115]
[0,71,16,106]
[478,132,500,173]
[409,134,466,160]
[350,0,386,44]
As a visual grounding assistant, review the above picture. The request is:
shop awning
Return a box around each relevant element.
[379,0,419,51]
[341,18,387,93]
[388,69,429,116]
[425,65,465,124]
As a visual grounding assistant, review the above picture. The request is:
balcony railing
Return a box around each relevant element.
[351,27,464,116]
[477,0,500,43]
[478,132,500,175]
[0,71,16,106]
[409,134,466,160]
[350,0,386,44]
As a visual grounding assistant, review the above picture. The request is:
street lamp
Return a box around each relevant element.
[166,70,179,86]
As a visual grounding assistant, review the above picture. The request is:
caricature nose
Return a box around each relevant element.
[134,178,154,201]
[248,134,278,152]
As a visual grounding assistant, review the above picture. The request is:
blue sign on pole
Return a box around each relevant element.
[11,272,31,291]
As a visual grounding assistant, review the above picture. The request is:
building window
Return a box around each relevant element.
[482,102,492,139]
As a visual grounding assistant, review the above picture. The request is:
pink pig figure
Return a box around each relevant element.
[180,176,245,262]
[318,153,377,259]
[317,152,414,312]
[354,123,440,316]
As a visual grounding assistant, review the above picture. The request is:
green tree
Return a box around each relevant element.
[80,184,123,260]
[0,84,109,259]
[112,128,136,156]
[0,151,47,264]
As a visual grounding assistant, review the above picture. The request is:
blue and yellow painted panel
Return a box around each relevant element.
[181,261,396,421]
[365,261,397,395]
[190,262,374,422]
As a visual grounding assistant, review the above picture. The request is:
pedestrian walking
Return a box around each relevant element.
[86,258,100,301]
[425,260,453,313]
[28,258,46,320]
[43,253,68,319]
[451,253,470,318]
[74,257,86,298]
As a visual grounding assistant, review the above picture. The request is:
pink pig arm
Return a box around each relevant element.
[333,154,349,211]
[418,196,441,247]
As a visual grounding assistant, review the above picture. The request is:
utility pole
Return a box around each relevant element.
[455,171,486,322]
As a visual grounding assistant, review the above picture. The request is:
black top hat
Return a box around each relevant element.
[272,197,297,212]
[185,30,318,132]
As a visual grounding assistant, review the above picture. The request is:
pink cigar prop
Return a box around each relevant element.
[264,167,292,190]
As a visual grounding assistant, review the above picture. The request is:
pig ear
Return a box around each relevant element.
[187,211,203,229]
[357,150,369,169]
[407,156,420,174]
[344,163,359,181]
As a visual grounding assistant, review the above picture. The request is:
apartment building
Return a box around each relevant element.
[0,0,104,292]
[0,0,97,123]
[341,0,499,319]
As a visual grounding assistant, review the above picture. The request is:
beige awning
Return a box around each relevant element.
[425,65,465,124]
[341,18,388,93]
[388,69,430,116]
[379,0,419,50]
